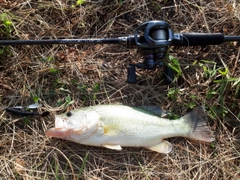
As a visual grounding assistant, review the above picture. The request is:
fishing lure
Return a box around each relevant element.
[5,104,49,117]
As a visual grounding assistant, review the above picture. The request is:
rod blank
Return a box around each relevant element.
[0,35,239,46]
[224,36,240,42]
[0,38,126,45]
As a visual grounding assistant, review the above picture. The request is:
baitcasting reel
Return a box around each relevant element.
[0,20,239,84]
[127,20,174,84]
[125,20,235,84]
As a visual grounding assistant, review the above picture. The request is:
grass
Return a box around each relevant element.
[0,0,240,179]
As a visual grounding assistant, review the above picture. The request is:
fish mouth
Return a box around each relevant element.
[54,115,67,128]
[46,112,100,140]
[46,115,72,138]
[46,127,72,138]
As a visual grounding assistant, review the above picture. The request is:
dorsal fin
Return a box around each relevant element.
[138,106,168,117]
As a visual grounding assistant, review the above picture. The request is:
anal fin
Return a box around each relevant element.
[103,144,122,150]
[147,140,173,154]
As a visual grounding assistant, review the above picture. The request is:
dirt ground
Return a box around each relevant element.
[0,0,239,179]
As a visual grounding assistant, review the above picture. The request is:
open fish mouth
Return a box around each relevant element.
[46,115,72,138]
[46,113,100,140]
[46,127,72,138]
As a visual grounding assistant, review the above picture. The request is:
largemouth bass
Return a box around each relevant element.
[46,105,214,154]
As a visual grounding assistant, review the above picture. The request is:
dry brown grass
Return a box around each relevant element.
[0,0,240,179]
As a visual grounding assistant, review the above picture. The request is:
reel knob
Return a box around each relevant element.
[127,65,137,84]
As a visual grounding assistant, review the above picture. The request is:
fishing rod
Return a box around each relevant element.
[1,20,240,84]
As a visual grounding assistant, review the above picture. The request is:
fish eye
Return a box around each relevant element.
[66,111,72,117]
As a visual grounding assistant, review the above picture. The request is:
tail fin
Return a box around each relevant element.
[182,106,215,142]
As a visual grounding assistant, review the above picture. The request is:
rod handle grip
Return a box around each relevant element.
[174,33,224,46]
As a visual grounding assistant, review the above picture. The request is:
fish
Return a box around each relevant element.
[46,105,215,154]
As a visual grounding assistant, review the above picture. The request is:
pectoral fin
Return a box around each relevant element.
[147,141,173,154]
[103,124,121,136]
[103,144,122,150]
